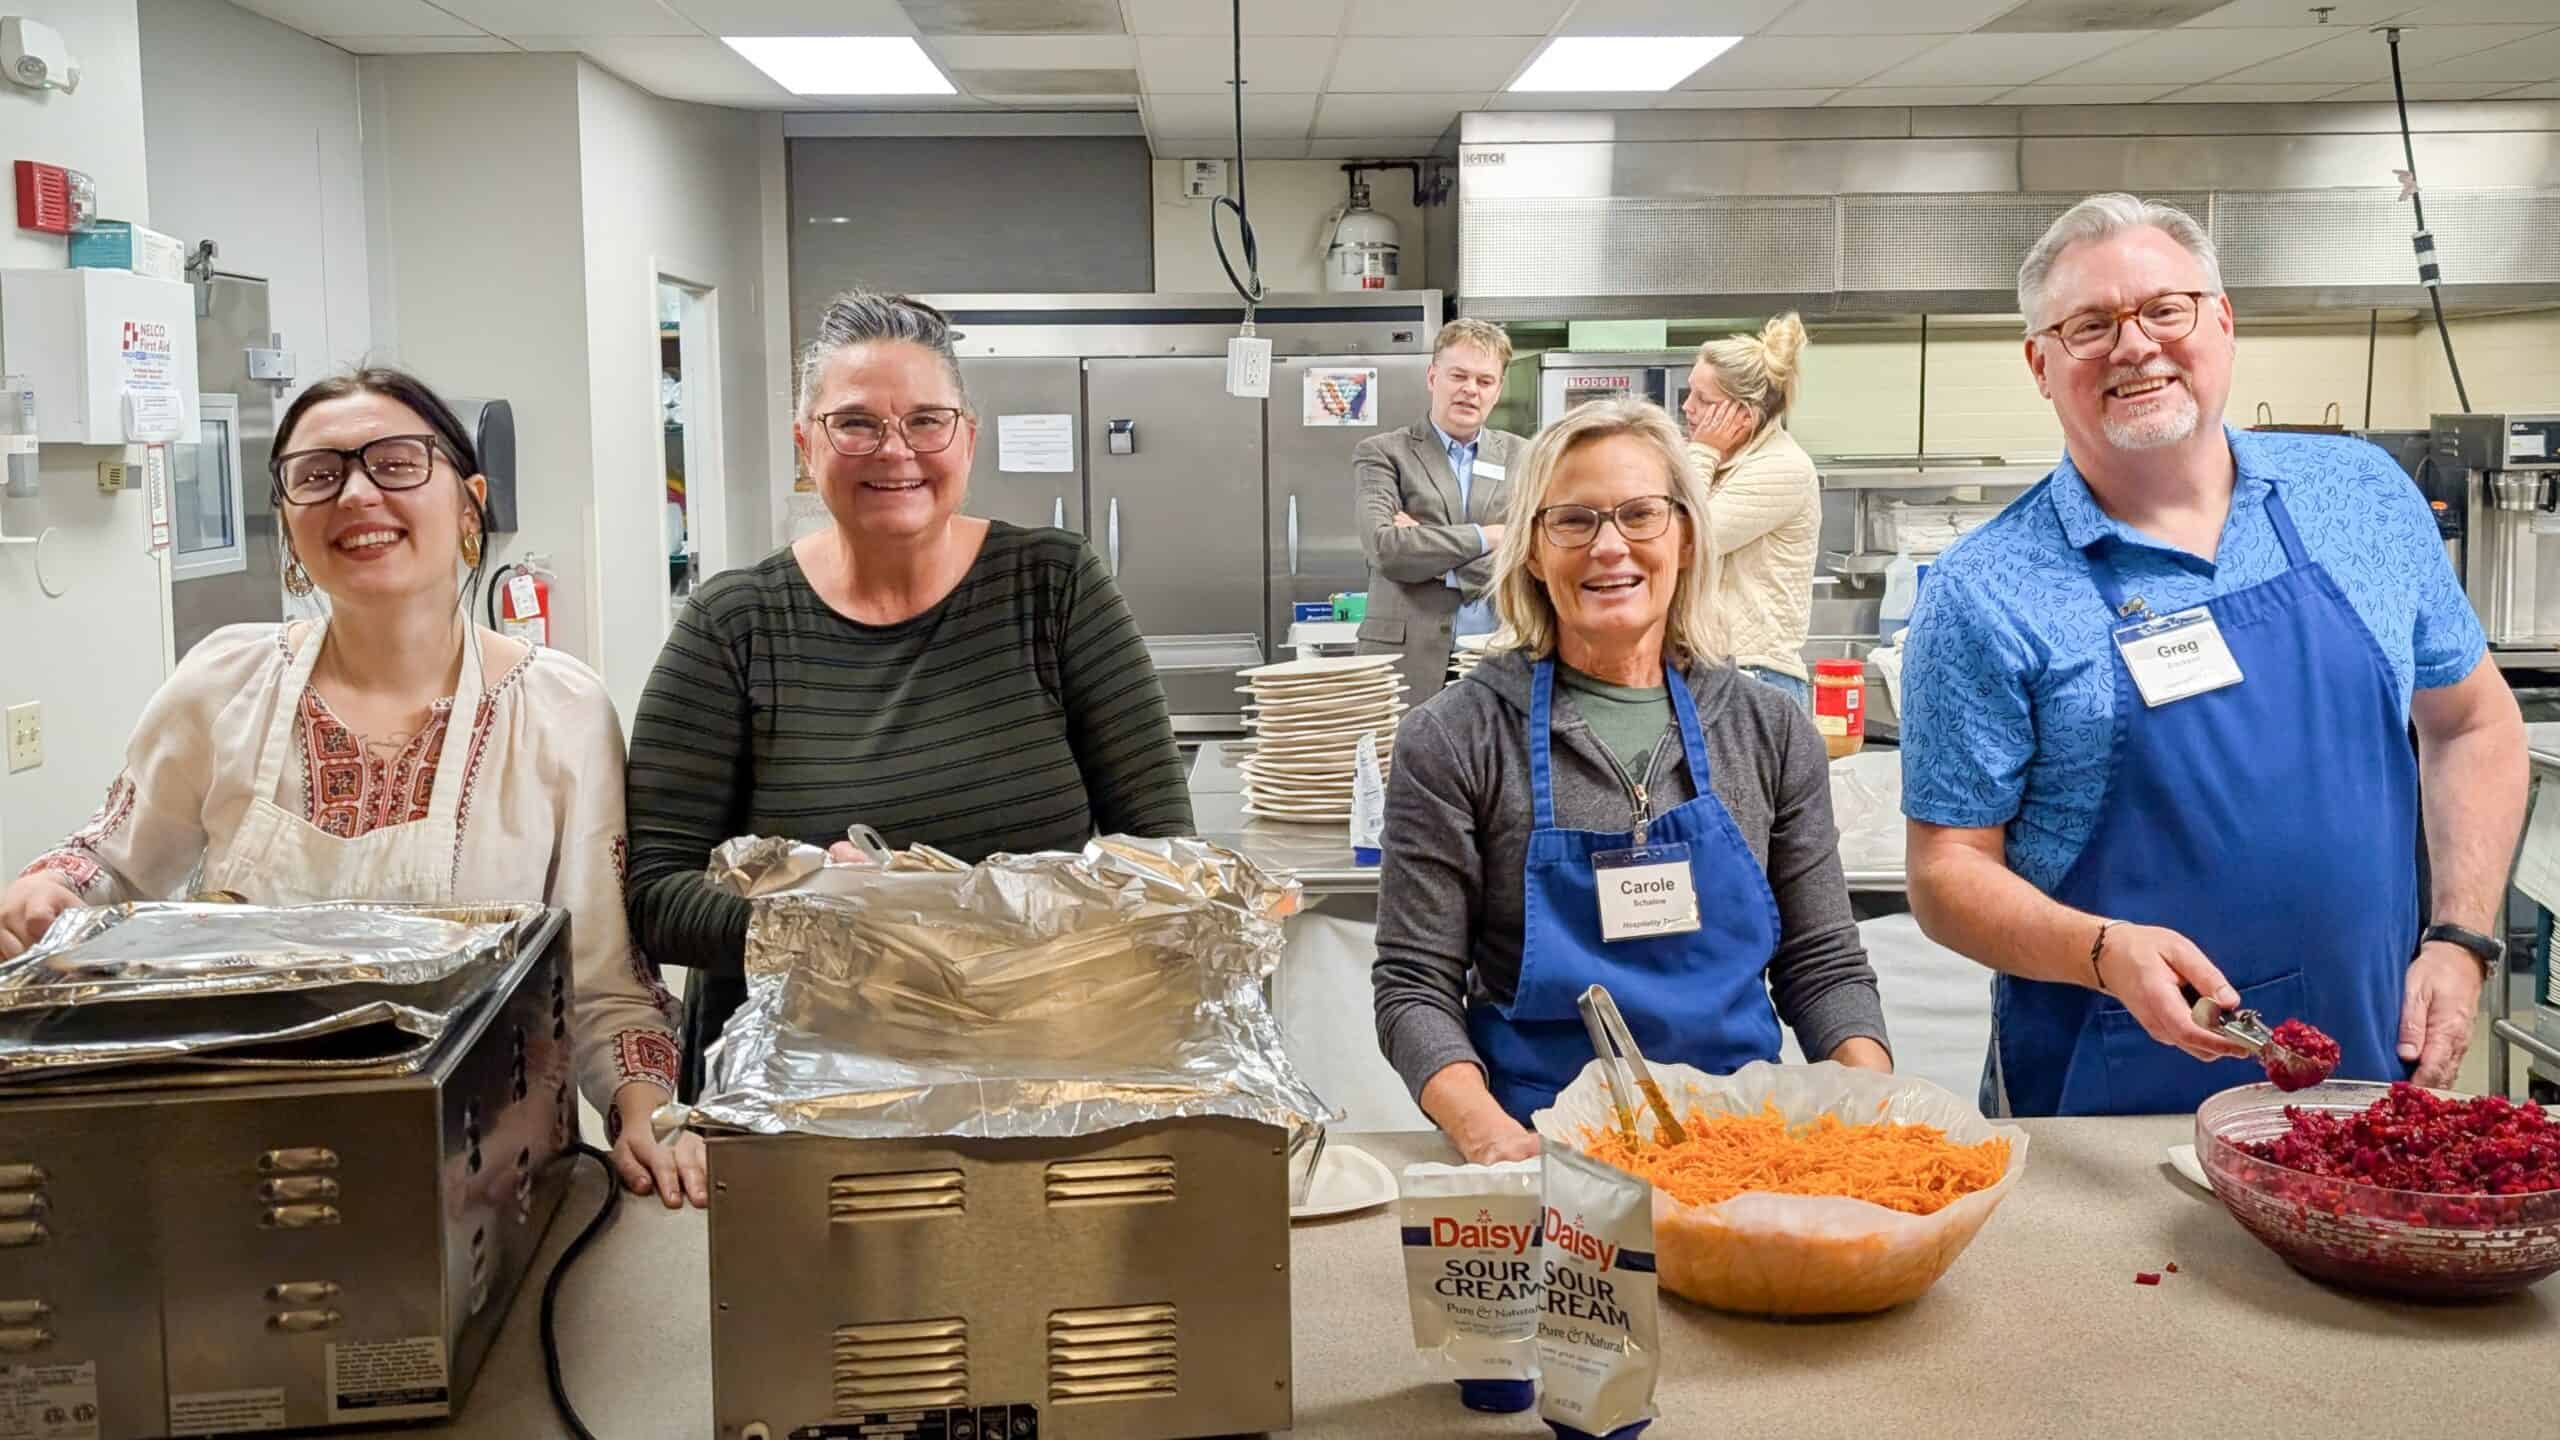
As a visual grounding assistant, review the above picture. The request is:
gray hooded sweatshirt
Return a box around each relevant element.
[1371,648,1889,1101]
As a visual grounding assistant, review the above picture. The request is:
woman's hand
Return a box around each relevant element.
[0,873,82,961]
[1420,1061,1543,1165]
[1828,1036,1894,1072]
[609,1083,709,1209]
[1689,398,1758,457]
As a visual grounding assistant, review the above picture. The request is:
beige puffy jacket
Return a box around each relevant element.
[1687,420,1820,682]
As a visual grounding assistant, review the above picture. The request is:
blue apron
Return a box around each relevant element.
[1988,486,2416,1117]
[1469,660,1784,1124]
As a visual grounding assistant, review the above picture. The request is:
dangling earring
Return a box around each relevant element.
[459,529,482,567]
[283,558,315,597]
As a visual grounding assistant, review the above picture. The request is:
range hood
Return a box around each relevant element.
[1439,102,2560,322]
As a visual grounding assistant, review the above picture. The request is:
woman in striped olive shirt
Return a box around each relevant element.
[624,291,1194,1098]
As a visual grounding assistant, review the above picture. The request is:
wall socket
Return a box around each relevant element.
[6,703,39,773]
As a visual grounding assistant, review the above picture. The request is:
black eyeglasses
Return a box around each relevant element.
[1534,495,1684,549]
[2034,290,2211,361]
[270,434,447,506]
[817,406,970,457]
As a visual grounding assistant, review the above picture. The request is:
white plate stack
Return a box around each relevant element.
[1232,655,1407,824]
[1451,632,1496,683]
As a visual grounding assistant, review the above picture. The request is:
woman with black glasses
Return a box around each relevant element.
[1370,397,1892,1163]
[622,290,1192,1101]
[0,367,701,1205]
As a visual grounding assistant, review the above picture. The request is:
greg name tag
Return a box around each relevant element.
[2113,606,2243,707]
[1474,459,1506,481]
[1592,844,1700,942]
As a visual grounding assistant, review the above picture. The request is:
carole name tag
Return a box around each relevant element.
[1592,844,1700,942]
[2113,606,2243,707]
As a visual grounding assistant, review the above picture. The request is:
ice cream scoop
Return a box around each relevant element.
[2189,995,2340,1091]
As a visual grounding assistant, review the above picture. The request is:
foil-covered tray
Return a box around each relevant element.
[689,835,1335,1143]
[0,901,546,1083]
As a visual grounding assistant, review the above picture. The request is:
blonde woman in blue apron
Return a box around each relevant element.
[1372,397,1892,1164]
[0,369,704,1208]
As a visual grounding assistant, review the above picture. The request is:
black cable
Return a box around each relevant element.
[2363,307,2378,429]
[541,1143,622,1440]
[1208,0,1264,307]
[2386,27,2471,413]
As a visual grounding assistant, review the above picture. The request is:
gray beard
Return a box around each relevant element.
[2100,388,2200,450]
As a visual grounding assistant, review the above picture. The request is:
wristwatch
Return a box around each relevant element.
[2420,923,2504,979]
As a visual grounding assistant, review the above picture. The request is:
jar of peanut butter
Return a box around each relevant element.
[1813,659,1866,760]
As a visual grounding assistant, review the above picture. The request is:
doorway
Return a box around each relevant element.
[656,276,723,629]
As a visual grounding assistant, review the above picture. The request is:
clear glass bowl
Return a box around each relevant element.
[2197,1081,2560,1301]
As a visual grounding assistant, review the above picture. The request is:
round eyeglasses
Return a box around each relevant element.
[2035,290,2211,361]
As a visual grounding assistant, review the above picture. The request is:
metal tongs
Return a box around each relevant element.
[1577,984,1687,1147]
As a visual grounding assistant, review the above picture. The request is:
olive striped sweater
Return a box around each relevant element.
[622,523,1193,1096]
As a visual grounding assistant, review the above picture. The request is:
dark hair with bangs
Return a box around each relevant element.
[272,367,495,611]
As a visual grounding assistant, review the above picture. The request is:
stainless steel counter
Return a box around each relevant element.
[353,1117,2556,1438]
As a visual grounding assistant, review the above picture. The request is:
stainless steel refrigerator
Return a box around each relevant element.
[922,291,1442,737]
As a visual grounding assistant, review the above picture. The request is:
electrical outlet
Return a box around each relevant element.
[5,703,37,773]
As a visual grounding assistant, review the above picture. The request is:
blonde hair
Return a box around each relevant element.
[1489,398,1723,665]
[1693,312,1808,428]
[1432,317,1513,372]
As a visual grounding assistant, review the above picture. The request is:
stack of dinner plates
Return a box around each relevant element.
[1451,632,1496,682]
[1232,654,1407,824]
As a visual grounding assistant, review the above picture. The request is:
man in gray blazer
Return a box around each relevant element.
[1355,319,1526,699]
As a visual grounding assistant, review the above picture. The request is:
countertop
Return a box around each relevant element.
[367,1117,2554,1439]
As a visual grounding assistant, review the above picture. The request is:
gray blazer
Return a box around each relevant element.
[1353,419,1527,699]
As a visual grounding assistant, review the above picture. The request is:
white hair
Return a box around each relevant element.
[2017,193,2224,332]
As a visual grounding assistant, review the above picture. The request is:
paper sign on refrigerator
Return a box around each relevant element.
[1303,367,1378,428]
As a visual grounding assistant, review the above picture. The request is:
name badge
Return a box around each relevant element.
[1592,844,1700,942]
[1474,459,1506,481]
[2113,606,2243,707]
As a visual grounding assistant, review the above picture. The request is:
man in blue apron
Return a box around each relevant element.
[1897,193,2527,1117]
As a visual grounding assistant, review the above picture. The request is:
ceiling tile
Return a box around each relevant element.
[1868,32,2144,87]
[1122,0,1349,35]
[1331,36,1539,91]
[1346,0,1570,36]
[2150,80,2368,100]
[570,35,800,102]
[1149,133,1308,158]
[321,34,522,51]
[1824,85,2013,105]
[1307,135,1446,156]
[903,0,1124,34]
[1143,90,1320,134]
[2177,0,2416,23]
[664,1,916,33]
[926,34,1136,66]
[2037,27,2334,84]
[1137,35,1337,90]
[2323,79,2528,100]
[1498,90,1673,109]
[2387,0,2560,20]
[1999,83,2182,103]
[436,0,698,37]
[2215,24,2547,82]
[1682,34,1957,89]
[951,69,1138,97]
[1655,87,1842,106]
[230,0,485,37]
[2491,80,2560,97]
[1555,0,1795,34]
[1312,91,1482,136]
[1770,0,2029,37]
[2411,27,2560,81]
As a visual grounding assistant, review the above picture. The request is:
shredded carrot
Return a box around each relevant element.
[1581,1101,2010,1217]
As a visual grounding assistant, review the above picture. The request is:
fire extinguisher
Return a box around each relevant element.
[487,552,555,648]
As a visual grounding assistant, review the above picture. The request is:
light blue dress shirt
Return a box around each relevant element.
[1432,422,1498,637]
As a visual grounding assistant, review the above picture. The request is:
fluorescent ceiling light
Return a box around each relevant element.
[1509,36,1740,93]
[723,36,955,96]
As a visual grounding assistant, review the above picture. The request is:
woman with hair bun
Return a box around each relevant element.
[1681,313,1821,708]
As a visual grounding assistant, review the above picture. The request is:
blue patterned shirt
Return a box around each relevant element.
[1899,425,2485,892]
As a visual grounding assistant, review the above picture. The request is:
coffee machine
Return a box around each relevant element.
[2433,412,2560,650]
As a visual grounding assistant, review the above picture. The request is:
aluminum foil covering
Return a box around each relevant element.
[0,901,544,1082]
[689,835,1336,1141]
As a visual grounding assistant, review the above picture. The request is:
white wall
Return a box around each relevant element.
[0,0,166,875]
[360,52,597,662]
[139,0,371,391]
[573,60,772,723]
[1150,158,1429,294]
